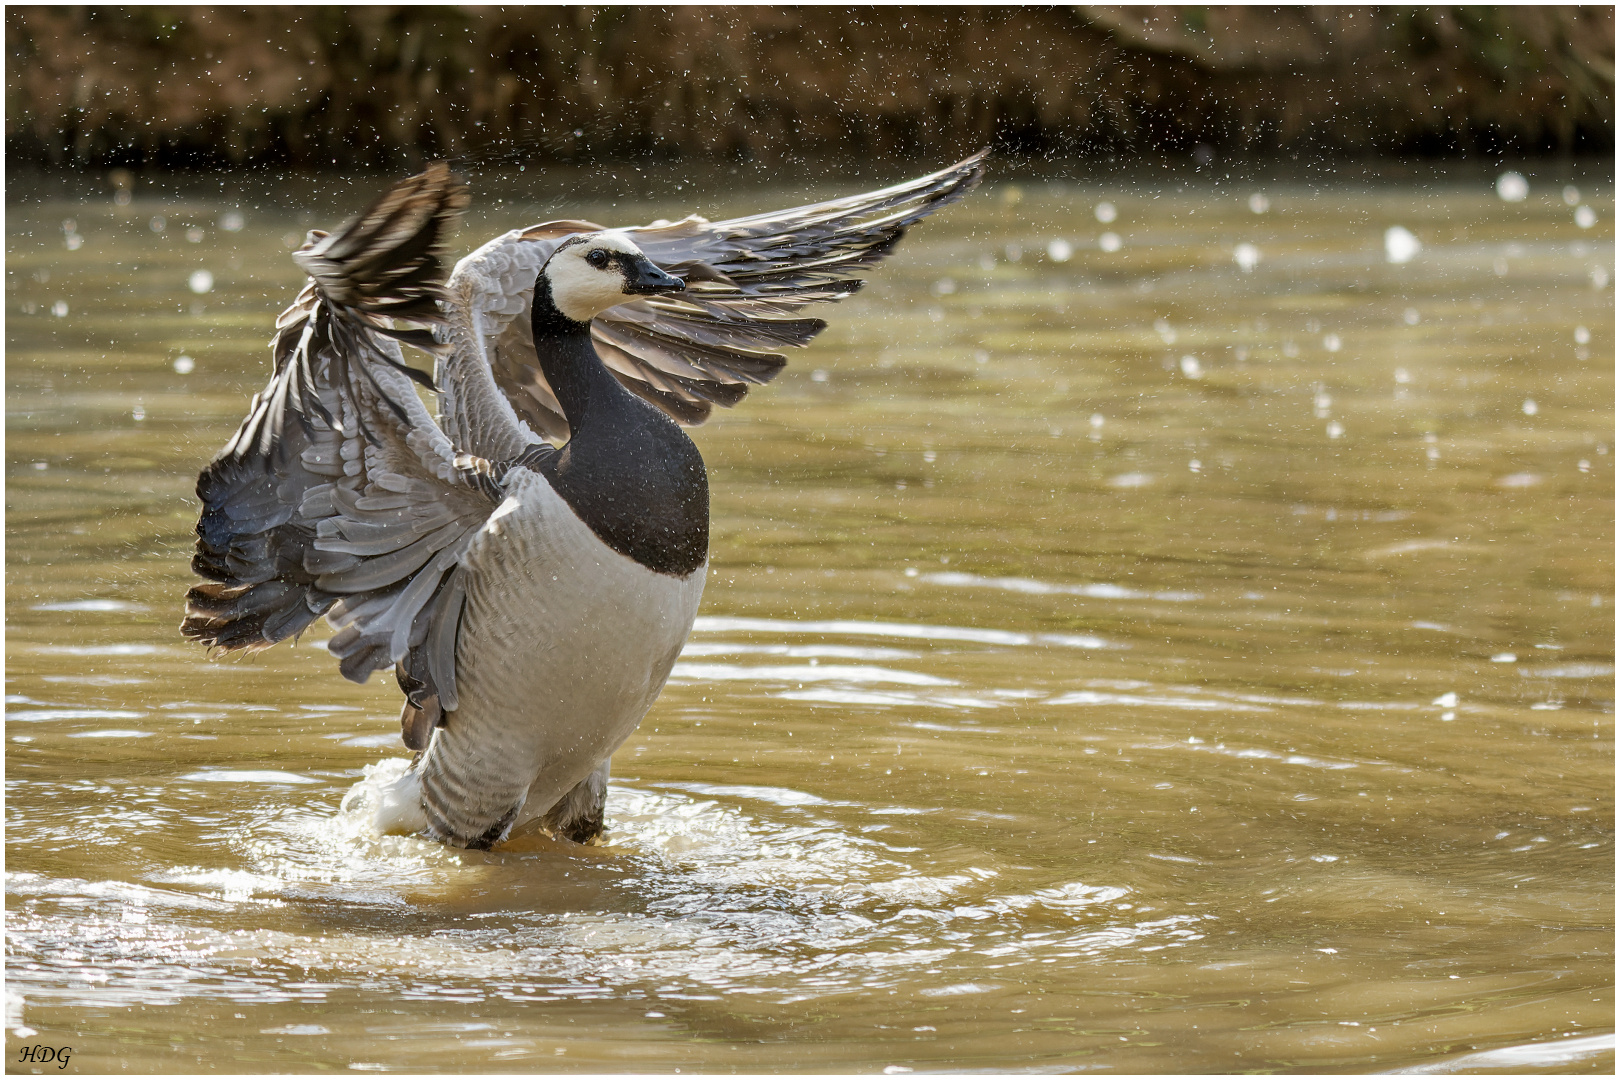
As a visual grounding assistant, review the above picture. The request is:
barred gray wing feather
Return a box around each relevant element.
[182,164,513,748]
[458,150,989,434]
[596,148,990,424]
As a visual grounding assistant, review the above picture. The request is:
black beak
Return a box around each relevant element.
[626,257,685,295]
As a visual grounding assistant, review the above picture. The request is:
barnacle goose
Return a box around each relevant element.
[181,151,988,849]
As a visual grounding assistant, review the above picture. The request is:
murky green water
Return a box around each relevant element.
[6,161,1614,1073]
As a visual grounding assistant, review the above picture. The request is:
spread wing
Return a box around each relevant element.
[451,149,989,439]
[181,163,531,749]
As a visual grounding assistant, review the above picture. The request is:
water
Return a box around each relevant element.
[7,162,1614,1073]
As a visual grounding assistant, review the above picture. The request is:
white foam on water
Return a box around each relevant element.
[923,569,1198,603]
[178,769,318,785]
[1049,690,1265,713]
[1391,1032,1615,1073]
[31,599,144,612]
[696,616,1059,648]
[680,642,919,660]
[669,662,955,687]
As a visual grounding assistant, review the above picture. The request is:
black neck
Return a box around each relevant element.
[526,278,709,577]
[530,281,626,423]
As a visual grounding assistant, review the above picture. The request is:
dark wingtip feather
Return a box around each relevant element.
[592,154,985,425]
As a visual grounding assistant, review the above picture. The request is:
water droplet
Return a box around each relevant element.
[189,270,214,294]
[149,215,166,233]
[1323,334,1342,353]
[1578,459,1591,473]
[1179,355,1203,378]
[1003,242,1022,262]
[1575,325,1590,344]
[1495,171,1529,202]
[131,404,146,422]
[1384,226,1421,264]
[1591,266,1610,290]
[186,226,205,243]
[64,234,83,251]
[1188,459,1202,473]
[1563,185,1581,206]
[1394,368,1411,384]
[50,300,68,317]
[1089,413,1105,429]
[1046,238,1073,263]
[173,355,195,375]
[1098,232,1122,253]
[932,277,956,296]
[1094,201,1117,224]
[1233,243,1260,272]
[977,252,996,272]
[1326,421,1344,439]
[1522,399,1538,416]
[1575,205,1597,229]
[219,211,245,232]
[1153,318,1176,344]
[1432,692,1458,707]
[973,350,988,365]
[1247,193,1270,214]
[1403,307,1420,325]
[810,369,829,383]
[1491,653,1517,663]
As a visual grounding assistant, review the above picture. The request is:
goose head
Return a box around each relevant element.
[539,232,686,323]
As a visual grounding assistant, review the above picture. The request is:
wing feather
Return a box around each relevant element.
[182,163,524,748]
[447,150,987,437]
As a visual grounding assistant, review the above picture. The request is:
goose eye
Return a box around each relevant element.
[586,249,609,269]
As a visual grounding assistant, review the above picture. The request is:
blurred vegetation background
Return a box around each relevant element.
[6,5,1614,169]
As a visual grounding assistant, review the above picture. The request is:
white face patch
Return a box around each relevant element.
[544,232,645,322]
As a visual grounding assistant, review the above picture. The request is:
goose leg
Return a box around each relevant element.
[539,759,610,844]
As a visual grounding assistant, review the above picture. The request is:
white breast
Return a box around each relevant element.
[405,468,705,845]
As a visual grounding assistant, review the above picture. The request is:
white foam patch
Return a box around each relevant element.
[1520,663,1613,678]
[679,642,919,660]
[779,687,1000,709]
[31,599,145,612]
[923,570,1201,602]
[1049,690,1266,712]
[670,662,954,686]
[9,708,145,722]
[1391,1033,1615,1074]
[178,769,318,785]
[692,616,1116,650]
[341,758,429,836]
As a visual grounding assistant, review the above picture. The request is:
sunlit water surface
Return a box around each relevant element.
[6,160,1614,1073]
